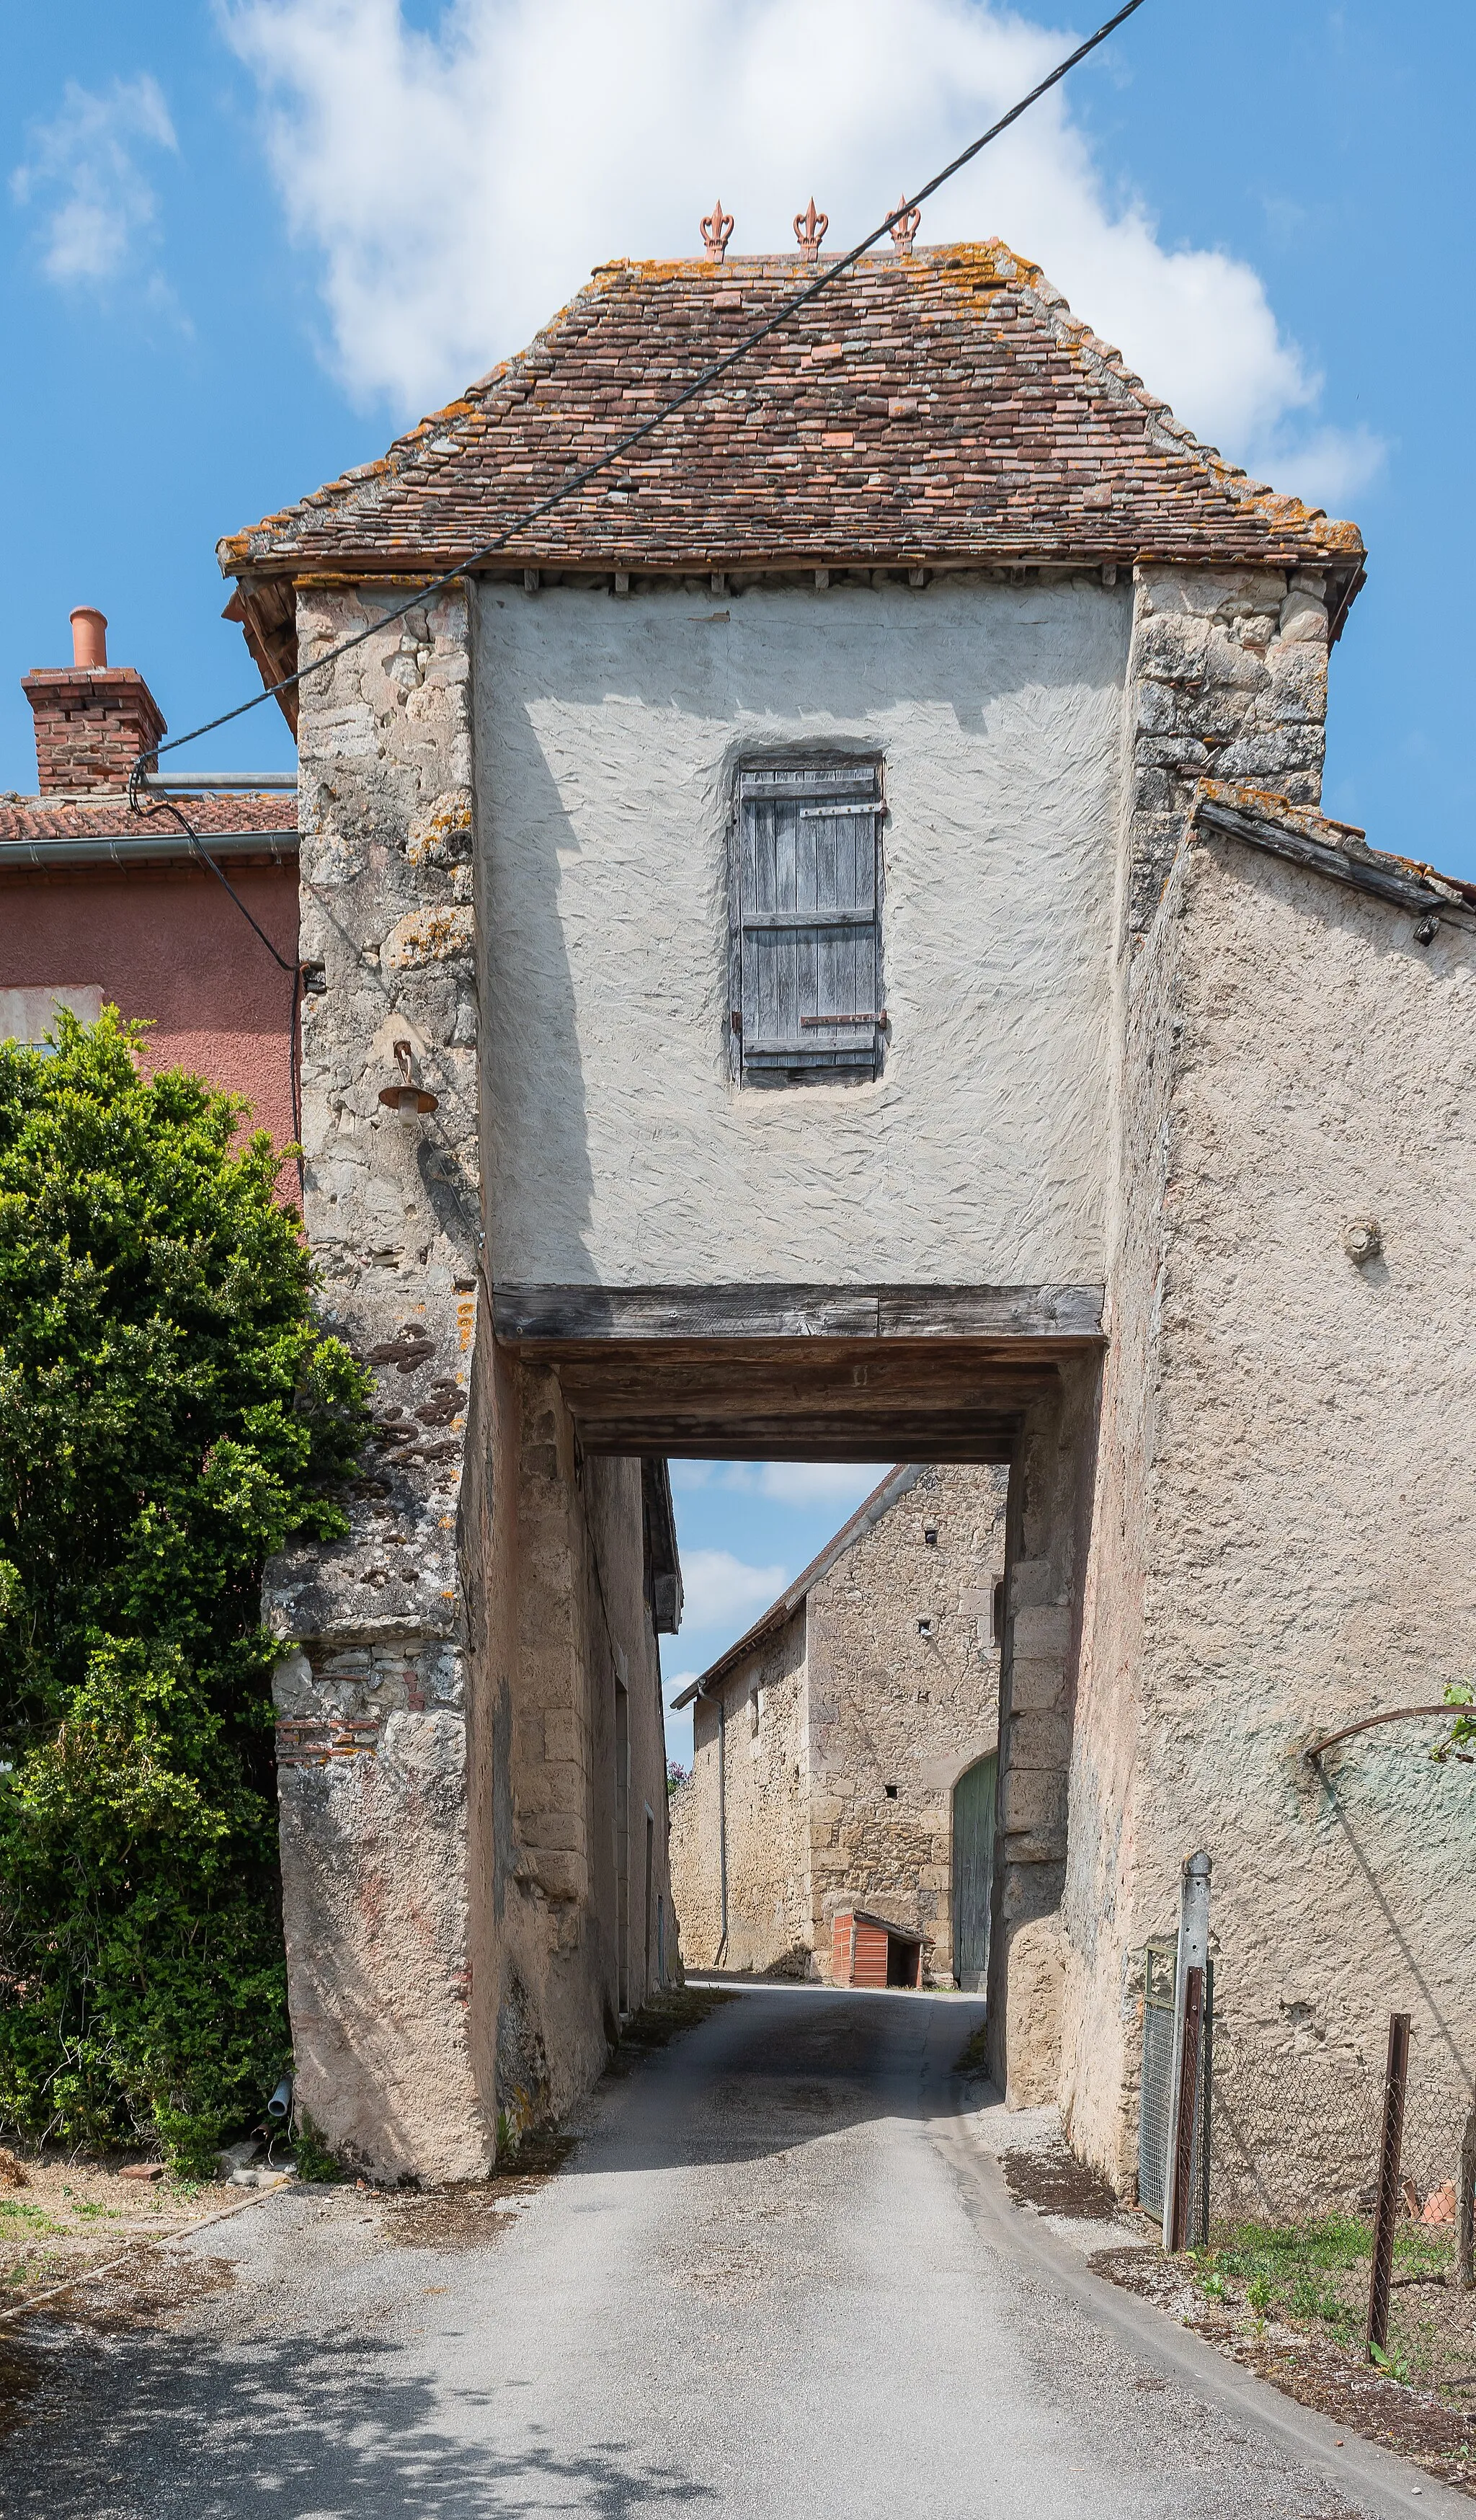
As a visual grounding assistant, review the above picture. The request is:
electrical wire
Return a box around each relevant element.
[137,0,1147,773]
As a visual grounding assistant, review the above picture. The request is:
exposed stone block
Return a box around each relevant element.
[1006,1710,1075,1772]
[1000,1765,1069,1836]
[1011,1605,1074,1657]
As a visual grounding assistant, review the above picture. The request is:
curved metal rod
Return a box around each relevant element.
[1303,1704,1460,1763]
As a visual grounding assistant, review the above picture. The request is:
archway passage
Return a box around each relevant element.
[494,1291,1103,2097]
[953,1752,997,1993]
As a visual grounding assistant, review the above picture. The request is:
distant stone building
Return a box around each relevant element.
[670,1465,1009,1984]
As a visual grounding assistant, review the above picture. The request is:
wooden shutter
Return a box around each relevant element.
[734,760,883,1082]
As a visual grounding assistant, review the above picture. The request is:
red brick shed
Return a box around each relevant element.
[830,1909,924,1990]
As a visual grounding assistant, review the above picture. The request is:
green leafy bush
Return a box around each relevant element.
[0,1010,368,2167]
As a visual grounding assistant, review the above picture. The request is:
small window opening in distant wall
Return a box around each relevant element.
[884,1783,899,1800]
[924,1522,938,1545]
[730,757,885,1087]
[917,1617,935,1638]
[992,1580,1006,1646]
[749,1687,761,1736]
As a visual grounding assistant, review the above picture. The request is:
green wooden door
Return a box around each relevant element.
[952,1753,997,1992]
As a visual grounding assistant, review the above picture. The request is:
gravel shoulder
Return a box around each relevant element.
[966,2095,1475,2504]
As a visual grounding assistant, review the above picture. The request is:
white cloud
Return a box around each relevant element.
[680,1548,788,1636]
[12,75,178,288]
[731,1463,892,1509]
[670,1460,890,1509]
[224,0,1380,506]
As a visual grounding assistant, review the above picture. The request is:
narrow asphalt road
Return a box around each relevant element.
[1,1986,1450,2518]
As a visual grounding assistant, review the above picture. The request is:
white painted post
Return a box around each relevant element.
[1162,1850,1212,2252]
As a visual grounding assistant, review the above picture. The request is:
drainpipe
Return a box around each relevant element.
[690,1673,729,1966]
[716,1688,729,1964]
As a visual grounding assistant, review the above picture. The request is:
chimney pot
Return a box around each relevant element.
[70,608,109,670]
[22,616,165,796]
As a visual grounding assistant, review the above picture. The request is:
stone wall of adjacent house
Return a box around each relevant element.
[674,1611,810,1975]
[666,1778,708,1968]
[1124,564,1328,936]
[1057,821,1180,2180]
[807,1466,1008,1979]
[264,580,492,2180]
[1062,827,1476,2196]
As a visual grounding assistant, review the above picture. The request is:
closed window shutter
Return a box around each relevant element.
[735,762,882,1081]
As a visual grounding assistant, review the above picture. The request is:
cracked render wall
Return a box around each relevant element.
[265,585,671,2181]
[1060,828,1476,2196]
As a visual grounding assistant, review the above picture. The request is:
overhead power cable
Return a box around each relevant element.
[128,786,304,1183]
[137,0,1148,775]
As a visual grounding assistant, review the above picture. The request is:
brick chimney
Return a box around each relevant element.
[22,609,166,796]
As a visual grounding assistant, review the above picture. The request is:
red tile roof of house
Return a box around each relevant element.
[218,241,1365,585]
[0,793,297,846]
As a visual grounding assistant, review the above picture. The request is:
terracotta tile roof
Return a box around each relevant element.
[0,793,296,844]
[1191,781,1476,915]
[219,241,1365,584]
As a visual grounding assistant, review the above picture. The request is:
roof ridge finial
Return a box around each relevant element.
[793,198,829,261]
[889,194,921,255]
[701,199,734,264]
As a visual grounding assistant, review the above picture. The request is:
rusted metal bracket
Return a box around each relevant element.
[1302,1705,1462,1764]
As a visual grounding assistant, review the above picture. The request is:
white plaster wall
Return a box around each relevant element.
[476,576,1129,1287]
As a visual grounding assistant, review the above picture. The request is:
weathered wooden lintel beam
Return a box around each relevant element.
[494,1282,1105,1344]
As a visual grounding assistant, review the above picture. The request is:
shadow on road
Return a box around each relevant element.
[566,1982,990,2179]
[6,2323,719,2516]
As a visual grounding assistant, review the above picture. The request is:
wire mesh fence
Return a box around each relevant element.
[1136,1935,1475,2297]
[1208,2022,1475,2281]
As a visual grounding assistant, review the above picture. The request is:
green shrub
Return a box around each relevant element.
[0,1009,369,2165]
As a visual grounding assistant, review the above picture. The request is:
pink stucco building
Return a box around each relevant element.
[1,608,299,1152]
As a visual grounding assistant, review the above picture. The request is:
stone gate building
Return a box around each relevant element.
[214,233,1476,2191]
[669,1465,1008,1984]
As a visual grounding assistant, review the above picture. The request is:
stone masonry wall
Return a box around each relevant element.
[1063,828,1476,2195]
[462,1349,675,2141]
[675,1612,810,1976]
[264,582,490,2181]
[807,1465,1008,1979]
[1124,563,1328,936]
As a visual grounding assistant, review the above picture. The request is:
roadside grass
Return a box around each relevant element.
[1095,2207,1475,2492]
[955,2022,990,2077]
[1191,2214,1456,2351]
[611,1984,737,2064]
[0,2157,221,2307]
[1183,2211,1472,2407]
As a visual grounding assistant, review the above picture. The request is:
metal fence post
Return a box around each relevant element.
[1199,1957,1214,2250]
[1162,1850,1212,2253]
[1457,2093,1476,2294]
[1368,2012,1410,2357]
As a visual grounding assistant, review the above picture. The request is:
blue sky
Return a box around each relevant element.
[5,3,1470,1753]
